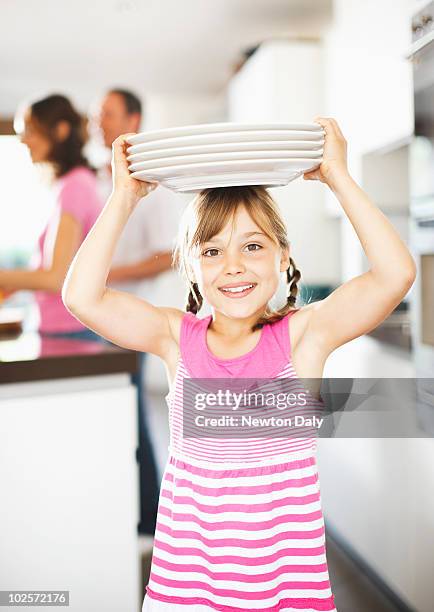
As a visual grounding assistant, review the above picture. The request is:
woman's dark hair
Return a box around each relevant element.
[29,94,91,178]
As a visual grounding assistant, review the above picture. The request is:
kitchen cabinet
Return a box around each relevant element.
[361,143,411,214]
[228,40,324,125]
[318,334,434,611]
[0,335,141,612]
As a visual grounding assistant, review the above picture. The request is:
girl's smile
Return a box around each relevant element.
[218,282,257,298]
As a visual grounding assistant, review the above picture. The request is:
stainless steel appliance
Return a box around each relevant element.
[407,1,434,432]
[409,214,434,373]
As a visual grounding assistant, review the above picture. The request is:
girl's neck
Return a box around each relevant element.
[208,309,265,340]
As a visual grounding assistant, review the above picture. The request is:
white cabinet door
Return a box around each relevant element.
[228,40,323,123]
[0,378,139,612]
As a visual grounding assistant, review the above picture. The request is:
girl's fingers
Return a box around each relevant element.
[313,116,327,129]
[329,118,346,141]
[303,170,319,180]
[112,133,137,154]
[314,117,346,141]
[145,181,158,193]
[314,116,333,130]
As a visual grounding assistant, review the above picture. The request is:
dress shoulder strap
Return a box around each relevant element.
[179,311,206,371]
[261,308,299,364]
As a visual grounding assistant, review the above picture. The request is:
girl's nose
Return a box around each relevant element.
[223,254,246,274]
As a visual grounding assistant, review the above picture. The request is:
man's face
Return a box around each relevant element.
[96,92,140,148]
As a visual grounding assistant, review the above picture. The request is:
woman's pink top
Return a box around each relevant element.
[34,166,103,333]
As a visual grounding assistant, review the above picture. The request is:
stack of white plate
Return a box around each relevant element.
[126,122,324,193]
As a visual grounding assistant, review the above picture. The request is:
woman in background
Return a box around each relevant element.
[0,94,103,340]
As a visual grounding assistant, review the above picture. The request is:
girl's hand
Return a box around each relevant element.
[303,117,349,185]
[111,133,158,201]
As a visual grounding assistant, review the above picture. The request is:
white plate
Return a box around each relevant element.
[130,158,320,182]
[126,139,324,163]
[126,122,323,145]
[163,171,305,193]
[128,150,322,173]
[126,130,325,155]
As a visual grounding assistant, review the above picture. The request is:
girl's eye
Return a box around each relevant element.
[202,243,262,257]
[202,248,220,257]
[246,243,262,252]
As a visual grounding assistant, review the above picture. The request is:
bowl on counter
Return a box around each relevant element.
[0,307,24,338]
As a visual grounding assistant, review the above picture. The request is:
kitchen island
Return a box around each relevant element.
[0,332,141,612]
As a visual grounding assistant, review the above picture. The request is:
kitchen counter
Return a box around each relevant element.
[0,332,141,612]
[0,331,138,384]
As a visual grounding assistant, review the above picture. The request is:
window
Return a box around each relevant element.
[0,136,54,267]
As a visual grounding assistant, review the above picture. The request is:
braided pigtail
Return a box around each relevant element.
[186,282,203,314]
[251,256,301,331]
[285,256,301,308]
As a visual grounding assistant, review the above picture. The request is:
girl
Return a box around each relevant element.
[62,117,416,611]
[0,94,103,340]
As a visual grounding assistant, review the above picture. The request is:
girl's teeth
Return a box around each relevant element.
[222,284,253,293]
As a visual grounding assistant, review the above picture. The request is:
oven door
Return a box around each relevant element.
[409,214,434,377]
[409,214,434,435]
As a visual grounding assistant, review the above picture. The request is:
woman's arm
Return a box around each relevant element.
[107,250,173,283]
[0,213,82,292]
[303,117,416,353]
[62,134,182,357]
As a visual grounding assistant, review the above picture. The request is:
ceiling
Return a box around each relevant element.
[1,0,332,114]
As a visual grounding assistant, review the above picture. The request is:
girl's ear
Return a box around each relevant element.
[280,246,290,272]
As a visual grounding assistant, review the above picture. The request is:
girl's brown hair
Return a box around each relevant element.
[29,94,92,178]
[172,186,301,332]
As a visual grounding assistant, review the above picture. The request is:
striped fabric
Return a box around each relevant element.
[169,360,324,462]
[142,312,337,611]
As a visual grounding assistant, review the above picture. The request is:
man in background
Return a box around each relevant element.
[94,88,182,535]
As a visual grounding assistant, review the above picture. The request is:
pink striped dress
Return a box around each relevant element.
[142,309,337,612]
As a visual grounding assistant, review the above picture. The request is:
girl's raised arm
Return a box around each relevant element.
[302,117,416,354]
[62,134,182,357]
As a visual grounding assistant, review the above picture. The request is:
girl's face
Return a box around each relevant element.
[190,205,289,318]
[20,111,52,163]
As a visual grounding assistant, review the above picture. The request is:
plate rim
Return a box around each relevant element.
[162,169,306,192]
[130,157,320,180]
[126,130,325,153]
[128,151,323,172]
[126,139,325,162]
[126,121,324,145]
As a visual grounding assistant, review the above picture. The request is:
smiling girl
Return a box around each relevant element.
[62,117,416,611]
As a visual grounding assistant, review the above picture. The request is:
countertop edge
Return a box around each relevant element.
[0,350,139,385]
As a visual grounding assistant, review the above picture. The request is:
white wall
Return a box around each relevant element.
[144,92,226,130]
